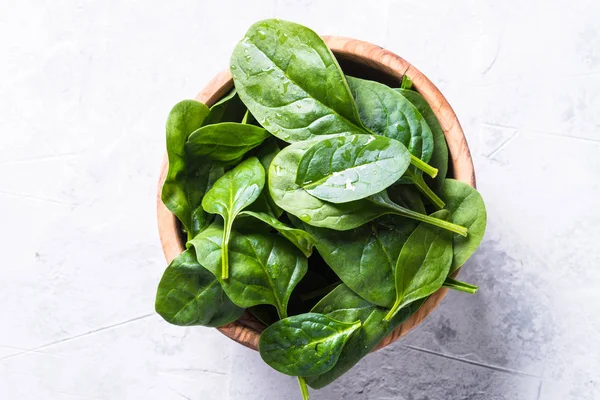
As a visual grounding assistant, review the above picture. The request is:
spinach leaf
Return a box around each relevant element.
[305,284,425,389]
[384,210,453,321]
[186,162,225,238]
[296,134,411,203]
[301,216,418,308]
[253,138,283,218]
[346,76,434,165]
[443,277,478,294]
[239,210,316,257]
[202,88,247,126]
[258,313,361,376]
[230,19,367,142]
[155,249,244,327]
[202,157,265,279]
[269,141,467,235]
[190,221,307,319]
[162,100,210,235]
[396,88,449,193]
[186,122,270,162]
[441,179,487,273]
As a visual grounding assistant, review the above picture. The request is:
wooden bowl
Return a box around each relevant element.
[157,36,475,352]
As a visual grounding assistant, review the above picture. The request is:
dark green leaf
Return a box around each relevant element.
[230,19,368,142]
[258,313,361,376]
[384,210,453,321]
[346,76,434,163]
[305,284,425,389]
[269,141,467,235]
[441,179,487,273]
[202,88,247,126]
[190,221,307,319]
[253,138,283,217]
[296,134,411,203]
[155,249,244,327]
[302,216,418,308]
[186,123,270,162]
[162,100,210,234]
[202,157,265,279]
[396,89,449,192]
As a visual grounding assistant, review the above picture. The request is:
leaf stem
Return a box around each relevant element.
[443,277,478,294]
[409,171,445,210]
[400,75,413,90]
[297,377,310,400]
[221,219,233,280]
[410,155,438,178]
[383,298,402,322]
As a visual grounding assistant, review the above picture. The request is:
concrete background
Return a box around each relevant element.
[1,0,599,399]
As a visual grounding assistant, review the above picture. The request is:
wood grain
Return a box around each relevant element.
[156,36,476,353]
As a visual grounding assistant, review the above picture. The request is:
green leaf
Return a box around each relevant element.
[346,76,444,204]
[186,122,270,162]
[239,211,316,257]
[155,249,244,327]
[230,19,367,142]
[296,134,411,203]
[441,179,487,273]
[253,138,284,218]
[161,100,210,234]
[301,216,418,308]
[384,210,453,321]
[258,313,361,376]
[190,221,307,319]
[396,89,449,193]
[202,157,265,279]
[305,284,425,389]
[346,76,434,163]
[202,88,247,126]
[269,141,467,235]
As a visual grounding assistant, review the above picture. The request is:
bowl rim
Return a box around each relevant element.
[156,35,475,352]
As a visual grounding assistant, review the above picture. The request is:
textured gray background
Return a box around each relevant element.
[1,0,599,399]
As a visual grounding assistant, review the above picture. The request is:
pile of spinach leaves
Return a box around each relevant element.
[156,19,487,400]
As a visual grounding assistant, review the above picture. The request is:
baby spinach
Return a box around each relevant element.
[239,210,316,257]
[301,216,418,308]
[254,138,283,218]
[441,179,487,273]
[190,221,307,319]
[270,141,467,235]
[186,122,270,162]
[202,157,265,279]
[296,134,411,203]
[158,19,488,398]
[230,19,366,143]
[396,87,449,193]
[259,313,361,376]
[384,210,453,321]
[162,100,210,236]
[305,284,425,389]
[202,88,247,126]
[347,76,434,164]
[155,249,244,327]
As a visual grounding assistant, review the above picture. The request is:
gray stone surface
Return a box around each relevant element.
[1,0,599,399]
